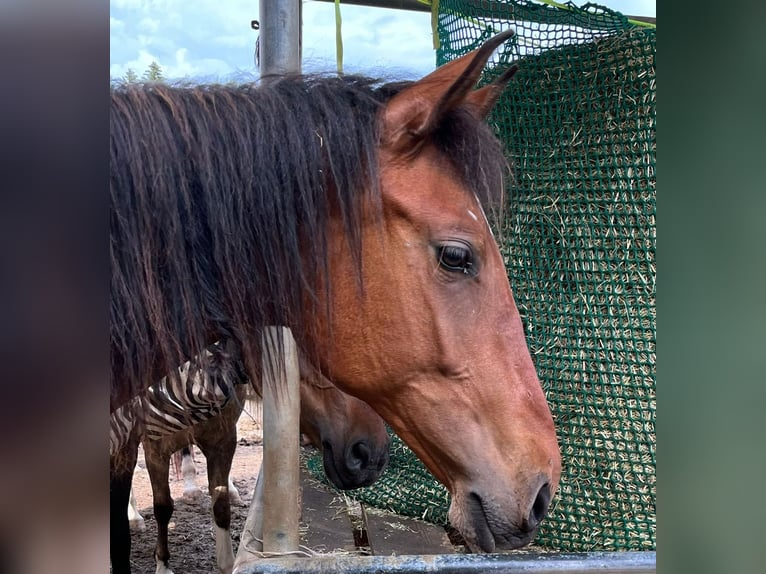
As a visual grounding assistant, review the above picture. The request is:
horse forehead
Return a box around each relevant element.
[383,156,484,218]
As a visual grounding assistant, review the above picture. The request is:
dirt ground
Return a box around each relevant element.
[127,407,266,574]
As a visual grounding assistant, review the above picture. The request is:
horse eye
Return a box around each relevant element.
[437,244,475,275]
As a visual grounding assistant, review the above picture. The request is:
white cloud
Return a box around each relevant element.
[301,4,436,78]
[167,48,237,81]
[111,0,147,9]
[602,1,656,17]
[138,17,160,34]
[212,35,253,49]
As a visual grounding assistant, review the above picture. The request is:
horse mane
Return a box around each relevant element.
[110,74,509,408]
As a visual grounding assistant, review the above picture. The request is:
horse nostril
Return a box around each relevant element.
[526,483,551,532]
[347,441,371,471]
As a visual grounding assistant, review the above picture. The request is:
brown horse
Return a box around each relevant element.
[111,357,389,574]
[110,30,560,553]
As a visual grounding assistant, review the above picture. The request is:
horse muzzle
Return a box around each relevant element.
[450,478,553,553]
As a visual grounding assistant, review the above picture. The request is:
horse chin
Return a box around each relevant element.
[321,444,347,490]
[449,493,535,554]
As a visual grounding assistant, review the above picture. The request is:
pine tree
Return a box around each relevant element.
[143,61,164,82]
[123,68,139,83]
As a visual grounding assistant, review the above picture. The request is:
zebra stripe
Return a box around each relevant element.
[109,396,140,456]
[109,344,245,456]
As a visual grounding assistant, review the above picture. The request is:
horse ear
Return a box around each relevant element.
[381,29,516,152]
[464,64,519,119]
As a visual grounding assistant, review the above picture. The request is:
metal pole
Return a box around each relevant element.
[313,0,432,12]
[312,0,656,25]
[259,0,302,77]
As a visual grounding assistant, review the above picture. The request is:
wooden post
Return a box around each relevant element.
[234,327,300,570]
[234,466,264,563]
[261,326,300,552]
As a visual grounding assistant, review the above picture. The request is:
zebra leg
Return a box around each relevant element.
[127,485,146,531]
[180,445,202,502]
[143,439,175,574]
[110,467,135,574]
[196,423,239,573]
[227,476,243,506]
[110,431,141,574]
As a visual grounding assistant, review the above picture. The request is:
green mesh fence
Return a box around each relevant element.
[308,0,655,553]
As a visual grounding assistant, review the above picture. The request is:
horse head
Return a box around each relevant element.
[309,30,562,553]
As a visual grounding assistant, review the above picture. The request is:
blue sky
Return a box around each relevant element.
[110,1,655,82]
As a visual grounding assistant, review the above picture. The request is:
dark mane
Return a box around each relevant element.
[110,74,508,408]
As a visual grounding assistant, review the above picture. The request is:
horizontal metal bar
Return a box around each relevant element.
[311,0,656,25]
[234,550,656,574]
[313,0,432,13]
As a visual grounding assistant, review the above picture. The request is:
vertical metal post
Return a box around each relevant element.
[259,0,302,77]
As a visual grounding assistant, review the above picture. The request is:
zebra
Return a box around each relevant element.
[110,344,390,574]
[110,342,248,574]
[109,343,244,459]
